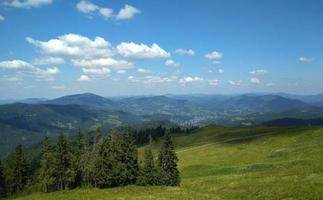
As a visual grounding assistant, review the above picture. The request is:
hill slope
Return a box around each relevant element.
[14,125,323,199]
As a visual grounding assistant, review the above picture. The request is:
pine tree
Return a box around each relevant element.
[121,127,139,185]
[38,137,56,192]
[0,160,6,197]
[137,135,156,185]
[157,131,180,186]
[11,144,29,192]
[80,130,92,187]
[91,128,102,187]
[56,133,74,190]
[73,129,83,187]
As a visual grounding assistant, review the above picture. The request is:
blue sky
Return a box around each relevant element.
[0,0,323,98]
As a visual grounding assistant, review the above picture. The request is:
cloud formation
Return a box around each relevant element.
[165,59,179,67]
[249,69,268,75]
[0,60,59,81]
[3,0,53,8]
[174,48,195,56]
[299,57,314,63]
[205,51,223,64]
[76,1,140,20]
[117,42,170,59]
[0,15,4,21]
[33,57,65,65]
[250,77,260,84]
[208,79,220,86]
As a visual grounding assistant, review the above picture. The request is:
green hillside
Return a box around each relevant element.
[13,125,323,200]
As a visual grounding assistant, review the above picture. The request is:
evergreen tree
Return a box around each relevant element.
[137,135,156,185]
[0,160,6,197]
[56,133,74,190]
[80,130,92,187]
[157,131,180,186]
[120,127,139,185]
[38,137,56,192]
[73,129,83,187]
[11,144,29,192]
[91,128,102,187]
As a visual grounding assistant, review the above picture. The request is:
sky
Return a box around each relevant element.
[0,0,323,99]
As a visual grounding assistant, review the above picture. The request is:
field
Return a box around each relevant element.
[12,125,323,200]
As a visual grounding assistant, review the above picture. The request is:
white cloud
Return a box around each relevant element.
[76,0,99,13]
[208,79,220,86]
[0,15,4,21]
[165,59,179,67]
[117,70,126,74]
[205,51,223,64]
[116,4,140,20]
[82,67,111,76]
[71,58,133,70]
[26,34,114,59]
[299,57,314,63]
[0,75,19,81]
[117,42,170,59]
[228,80,242,86]
[249,69,268,75]
[128,76,135,81]
[142,75,174,84]
[0,60,59,81]
[218,69,224,74]
[76,1,139,20]
[78,75,90,81]
[179,76,203,84]
[266,82,275,87]
[3,0,53,8]
[33,57,65,65]
[174,48,195,56]
[250,77,260,84]
[137,68,151,73]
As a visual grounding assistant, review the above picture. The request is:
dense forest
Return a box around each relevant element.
[0,125,192,198]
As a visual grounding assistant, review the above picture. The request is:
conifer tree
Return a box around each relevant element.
[38,137,56,192]
[157,131,180,186]
[121,127,139,185]
[56,133,74,190]
[73,129,83,187]
[137,135,156,185]
[11,144,29,192]
[0,160,6,197]
[80,130,92,187]
[91,128,102,187]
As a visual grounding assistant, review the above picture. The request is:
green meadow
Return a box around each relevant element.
[12,125,323,200]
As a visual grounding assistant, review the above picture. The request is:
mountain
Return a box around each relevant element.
[263,117,323,126]
[43,93,123,110]
[0,103,142,156]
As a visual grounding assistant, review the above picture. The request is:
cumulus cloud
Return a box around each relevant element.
[26,34,114,59]
[78,75,90,81]
[0,15,4,21]
[205,51,223,64]
[71,58,133,70]
[116,4,140,20]
[250,77,260,84]
[76,1,139,20]
[117,42,170,59]
[174,48,195,56]
[165,59,179,67]
[208,79,220,86]
[137,68,151,73]
[33,57,65,65]
[82,67,111,77]
[249,69,268,75]
[178,76,203,84]
[117,70,126,74]
[299,57,314,63]
[2,0,53,8]
[218,69,224,74]
[228,80,242,86]
[0,60,59,81]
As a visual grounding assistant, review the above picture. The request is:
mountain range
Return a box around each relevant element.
[1,92,323,156]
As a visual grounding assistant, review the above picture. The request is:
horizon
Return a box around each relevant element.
[1,0,323,98]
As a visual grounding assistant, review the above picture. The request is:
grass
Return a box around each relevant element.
[12,125,323,199]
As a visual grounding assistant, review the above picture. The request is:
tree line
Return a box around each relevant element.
[0,127,180,197]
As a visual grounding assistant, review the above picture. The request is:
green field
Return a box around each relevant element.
[12,125,323,200]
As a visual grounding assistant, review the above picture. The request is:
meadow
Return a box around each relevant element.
[12,125,323,200]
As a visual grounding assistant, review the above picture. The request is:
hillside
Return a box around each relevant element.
[14,125,323,199]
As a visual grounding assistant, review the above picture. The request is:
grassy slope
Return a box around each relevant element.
[13,125,323,200]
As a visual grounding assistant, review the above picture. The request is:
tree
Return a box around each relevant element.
[91,128,102,187]
[119,127,139,185]
[157,131,180,186]
[137,135,156,185]
[80,130,92,187]
[38,137,56,192]
[56,133,74,190]
[0,160,6,197]
[11,144,29,192]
